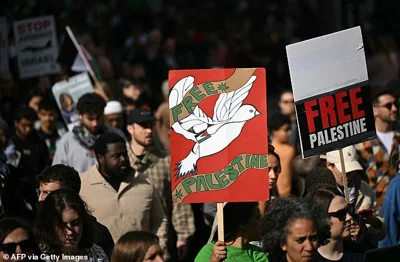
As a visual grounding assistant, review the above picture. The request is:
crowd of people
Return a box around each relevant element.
[1,0,400,262]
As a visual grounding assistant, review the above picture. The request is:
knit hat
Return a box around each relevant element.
[305,167,337,193]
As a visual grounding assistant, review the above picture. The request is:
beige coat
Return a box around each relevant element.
[80,165,168,247]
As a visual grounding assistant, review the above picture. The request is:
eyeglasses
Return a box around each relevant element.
[328,206,351,222]
[36,189,53,198]
[377,102,398,110]
[0,239,34,254]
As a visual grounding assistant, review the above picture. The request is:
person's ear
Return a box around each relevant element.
[281,243,287,251]
[97,154,105,165]
[373,106,379,118]
[127,124,134,135]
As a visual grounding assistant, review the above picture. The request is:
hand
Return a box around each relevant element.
[361,213,382,228]
[210,241,227,262]
[350,219,361,241]
[176,240,188,260]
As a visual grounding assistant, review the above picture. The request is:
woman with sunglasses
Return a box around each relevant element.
[33,189,109,262]
[305,188,364,262]
[0,218,41,262]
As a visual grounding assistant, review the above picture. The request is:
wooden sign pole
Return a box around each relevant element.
[217,203,224,242]
[338,149,350,203]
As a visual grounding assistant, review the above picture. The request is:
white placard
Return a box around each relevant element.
[13,16,60,79]
[286,26,368,102]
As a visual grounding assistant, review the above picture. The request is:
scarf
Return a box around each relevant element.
[72,123,105,150]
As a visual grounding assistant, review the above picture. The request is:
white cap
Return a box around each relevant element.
[325,145,363,173]
[104,101,123,115]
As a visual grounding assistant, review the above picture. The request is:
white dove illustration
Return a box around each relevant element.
[169,75,260,178]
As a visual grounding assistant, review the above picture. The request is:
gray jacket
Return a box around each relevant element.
[52,126,125,173]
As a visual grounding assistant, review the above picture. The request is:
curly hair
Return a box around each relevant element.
[262,197,330,262]
[76,93,106,115]
[33,189,97,254]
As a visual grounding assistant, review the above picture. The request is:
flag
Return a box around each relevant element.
[57,35,103,80]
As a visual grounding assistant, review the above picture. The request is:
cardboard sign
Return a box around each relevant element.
[287,26,376,158]
[0,17,9,77]
[52,73,93,131]
[169,68,269,203]
[13,16,60,79]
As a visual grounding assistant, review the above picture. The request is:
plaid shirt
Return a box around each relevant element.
[127,143,195,243]
[355,131,400,206]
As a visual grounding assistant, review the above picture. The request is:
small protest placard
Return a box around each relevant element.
[0,17,9,77]
[52,72,93,131]
[169,68,269,203]
[13,16,60,79]
[287,26,376,158]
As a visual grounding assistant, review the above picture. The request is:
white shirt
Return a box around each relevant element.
[376,130,394,153]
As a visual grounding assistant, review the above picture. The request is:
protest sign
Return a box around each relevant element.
[0,17,9,77]
[13,16,60,79]
[52,72,93,131]
[287,26,376,159]
[169,68,269,203]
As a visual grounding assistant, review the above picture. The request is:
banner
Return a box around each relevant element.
[13,16,60,79]
[0,17,9,77]
[287,26,376,158]
[52,72,93,131]
[169,68,269,203]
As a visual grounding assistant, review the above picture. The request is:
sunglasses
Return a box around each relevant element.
[328,206,351,222]
[0,239,34,254]
[378,102,398,110]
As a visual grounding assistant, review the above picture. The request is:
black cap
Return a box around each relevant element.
[127,108,156,125]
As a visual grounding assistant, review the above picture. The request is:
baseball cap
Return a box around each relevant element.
[127,108,156,125]
[325,146,363,173]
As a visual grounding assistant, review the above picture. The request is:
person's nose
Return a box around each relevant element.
[91,120,99,128]
[303,239,314,252]
[15,244,23,253]
[345,212,352,222]
[38,193,46,202]
[154,255,165,262]
[269,170,276,180]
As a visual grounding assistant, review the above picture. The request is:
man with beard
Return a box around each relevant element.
[356,87,400,206]
[127,108,195,261]
[53,93,125,173]
[80,132,167,250]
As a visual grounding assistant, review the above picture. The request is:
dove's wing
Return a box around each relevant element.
[179,106,214,131]
[213,76,257,122]
[169,76,195,109]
